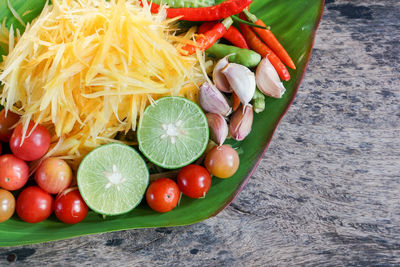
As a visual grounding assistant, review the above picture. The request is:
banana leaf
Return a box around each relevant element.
[0,0,325,246]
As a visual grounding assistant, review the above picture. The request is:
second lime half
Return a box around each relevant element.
[138,97,209,169]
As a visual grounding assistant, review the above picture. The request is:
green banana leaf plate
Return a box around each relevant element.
[0,0,324,247]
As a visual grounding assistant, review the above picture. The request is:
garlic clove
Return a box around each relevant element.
[256,57,286,98]
[221,63,256,106]
[213,56,232,93]
[199,82,232,117]
[206,113,228,146]
[229,105,254,141]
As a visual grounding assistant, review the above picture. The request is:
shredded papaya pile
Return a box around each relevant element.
[0,0,208,167]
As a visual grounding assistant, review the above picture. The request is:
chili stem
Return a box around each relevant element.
[231,15,268,30]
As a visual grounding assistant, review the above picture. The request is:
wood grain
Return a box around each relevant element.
[1,0,399,265]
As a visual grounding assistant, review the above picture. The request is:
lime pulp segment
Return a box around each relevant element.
[77,143,149,216]
[138,97,209,169]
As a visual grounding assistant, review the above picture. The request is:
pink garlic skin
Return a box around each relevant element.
[256,57,286,98]
[205,113,228,146]
[221,63,256,106]
[199,82,232,117]
[213,56,232,93]
[229,105,254,141]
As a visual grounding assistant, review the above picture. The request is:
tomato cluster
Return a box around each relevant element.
[0,110,88,224]
[146,144,240,213]
[146,164,212,213]
[1,108,241,220]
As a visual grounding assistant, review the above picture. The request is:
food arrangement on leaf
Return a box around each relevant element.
[0,0,324,246]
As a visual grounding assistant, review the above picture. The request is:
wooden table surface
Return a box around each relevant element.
[1,0,399,265]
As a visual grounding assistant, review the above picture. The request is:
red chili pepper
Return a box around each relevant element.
[243,10,296,69]
[181,17,233,56]
[239,15,290,81]
[225,26,249,49]
[199,22,249,49]
[198,22,215,34]
[141,0,252,21]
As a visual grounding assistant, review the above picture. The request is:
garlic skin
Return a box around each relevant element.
[222,63,256,106]
[206,113,228,146]
[213,56,232,93]
[256,57,286,98]
[229,105,254,141]
[199,82,232,117]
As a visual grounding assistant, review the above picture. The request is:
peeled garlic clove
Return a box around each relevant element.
[213,56,232,93]
[206,113,228,146]
[229,105,254,141]
[222,63,256,106]
[199,82,232,117]
[256,57,286,98]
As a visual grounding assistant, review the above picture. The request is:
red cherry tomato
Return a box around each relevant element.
[16,186,53,223]
[0,154,29,191]
[177,164,212,199]
[10,122,51,161]
[55,188,88,224]
[35,157,73,194]
[0,110,20,142]
[146,178,180,213]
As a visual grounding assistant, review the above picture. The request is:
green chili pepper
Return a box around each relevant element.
[152,0,215,8]
[252,88,265,113]
[206,43,261,68]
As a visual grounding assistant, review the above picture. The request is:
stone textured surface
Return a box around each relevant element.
[1,0,399,265]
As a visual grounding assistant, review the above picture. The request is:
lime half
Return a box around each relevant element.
[77,143,149,216]
[138,97,209,169]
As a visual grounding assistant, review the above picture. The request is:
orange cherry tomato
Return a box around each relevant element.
[0,189,15,223]
[35,157,73,194]
[204,145,239,178]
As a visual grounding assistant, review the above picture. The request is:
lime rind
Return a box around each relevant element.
[138,96,209,169]
[77,143,149,216]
